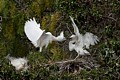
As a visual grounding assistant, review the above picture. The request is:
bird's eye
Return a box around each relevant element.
[73,42,75,44]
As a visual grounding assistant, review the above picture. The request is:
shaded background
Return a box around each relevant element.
[0,0,120,79]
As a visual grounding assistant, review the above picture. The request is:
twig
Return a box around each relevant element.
[0,22,2,32]
[14,0,21,6]
[55,22,62,35]
[74,54,80,60]
[66,23,73,35]
[55,59,75,64]
[41,58,87,66]
[103,16,117,22]
[38,59,77,67]
[115,55,120,61]
[0,16,2,22]
[36,58,100,73]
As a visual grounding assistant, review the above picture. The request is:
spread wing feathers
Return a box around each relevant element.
[69,16,99,57]
[83,32,99,49]
[70,16,80,36]
[76,46,90,55]
[24,18,44,47]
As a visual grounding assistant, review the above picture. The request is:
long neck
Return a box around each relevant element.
[69,39,76,51]
[55,36,63,41]
[52,36,59,41]
[52,35,64,42]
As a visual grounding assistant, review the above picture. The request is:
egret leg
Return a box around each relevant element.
[74,53,80,60]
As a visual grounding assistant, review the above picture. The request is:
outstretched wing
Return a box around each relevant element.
[24,18,44,47]
[70,16,80,36]
[83,32,99,49]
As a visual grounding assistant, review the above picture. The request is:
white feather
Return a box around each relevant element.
[83,32,99,49]
[70,16,80,36]
[56,31,66,42]
[69,16,99,59]
[6,55,28,71]
[24,18,44,47]
[69,40,75,51]
[24,18,66,52]
[37,31,66,52]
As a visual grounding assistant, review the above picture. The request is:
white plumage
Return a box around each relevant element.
[6,54,28,71]
[24,18,44,47]
[37,31,66,52]
[24,18,66,52]
[83,32,99,49]
[69,16,99,59]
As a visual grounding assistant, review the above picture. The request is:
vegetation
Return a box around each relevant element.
[0,0,120,79]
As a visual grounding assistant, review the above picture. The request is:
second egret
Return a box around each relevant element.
[69,16,99,59]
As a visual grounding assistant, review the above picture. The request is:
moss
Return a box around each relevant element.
[0,0,5,12]
[16,13,25,36]
[49,12,61,32]
[31,1,41,17]
[50,46,63,61]
[41,11,61,32]
[0,39,7,58]
[9,1,17,18]
[3,23,15,40]
[44,0,54,9]
[30,0,45,17]
[41,15,50,30]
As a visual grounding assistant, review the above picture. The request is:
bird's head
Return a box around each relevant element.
[69,34,76,39]
[56,31,66,42]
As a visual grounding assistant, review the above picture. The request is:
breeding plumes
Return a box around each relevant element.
[69,16,99,59]
[24,18,65,52]
[6,54,28,71]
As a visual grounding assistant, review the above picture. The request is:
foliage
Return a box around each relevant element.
[0,0,120,79]
[0,0,5,12]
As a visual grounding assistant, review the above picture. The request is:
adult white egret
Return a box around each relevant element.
[24,18,66,52]
[69,16,99,59]
[6,54,28,71]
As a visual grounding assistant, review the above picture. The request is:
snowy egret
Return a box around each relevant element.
[6,54,28,71]
[69,16,99,59]
[24,18,65,52]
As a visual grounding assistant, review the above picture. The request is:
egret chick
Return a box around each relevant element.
[6,54,28,71]
[69,16,99,59]
[24,18,66,52]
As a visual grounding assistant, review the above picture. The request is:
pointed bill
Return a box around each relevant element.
[56,31,66,42]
